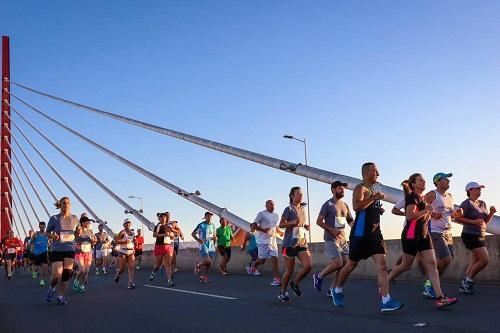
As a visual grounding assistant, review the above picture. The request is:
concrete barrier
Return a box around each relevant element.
[139,235,500,285]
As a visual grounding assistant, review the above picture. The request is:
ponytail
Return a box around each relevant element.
[401,173,422,199]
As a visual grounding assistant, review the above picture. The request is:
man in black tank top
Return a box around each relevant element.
[331,163,403,312]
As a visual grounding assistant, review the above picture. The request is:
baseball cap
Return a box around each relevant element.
[204,211,214,218]
[80,216,92,224]
[331,180,348,188]
[465,182,485,192]
[433,172,452,183]
[123,218,132,226]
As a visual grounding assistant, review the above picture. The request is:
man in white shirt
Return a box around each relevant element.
[251,200,283,286]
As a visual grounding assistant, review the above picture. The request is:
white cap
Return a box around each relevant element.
[465,182,485,192]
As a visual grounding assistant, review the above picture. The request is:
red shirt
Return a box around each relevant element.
[4,237,23,254]
[134,235,144,250]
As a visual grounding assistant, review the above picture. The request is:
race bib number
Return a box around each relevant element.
[293,226,307,246]
[163,236,171,245]
[207,232,213,240]
[81,242,92,253]
[16,247,21,251]
[335,216,347,228]
[7,248,16,254]
[60,231,75,243]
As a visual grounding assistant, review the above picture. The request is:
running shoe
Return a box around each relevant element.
[78,285,86,293]
[72,279,79,291]
[270,278,281,286]
[95,270,100,276]
[46,287,55,303]
[174,268,179,273]
[422,281,436,299]
[325,289,332,297]
[199,275,209,283]
[313,272,323,291]
[278,290,291,303]
[251,268,262,276]
[167,279,175,287]
[39,279,45,287]
[127,282,135,289]
[380,298,404,312]
[290,281,302,296]
[103,269,108,275]
[32,270,37,279]
[114,274,120,283]
[136,266,140,270]
[332,290,344,307]
[245,266,251,275]
[435,295,458,309]
[56,296,68,305]
[459,279,475,294]
[149,272,155,281]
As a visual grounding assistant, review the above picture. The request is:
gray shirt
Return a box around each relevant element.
[319,198,353,241]
[460,199,489,237]
[46,214,79,252]
[281,205,307,248]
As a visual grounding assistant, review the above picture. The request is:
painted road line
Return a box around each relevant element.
[143,284,238,300]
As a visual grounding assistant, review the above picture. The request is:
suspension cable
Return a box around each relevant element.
[10,196,27,237]
[6,106,155,232]
[8,97,253,231]
[12,165,41,223]
[4,113,116,236]
[5,134,52,217]
[5,125,58,201]
[11,178,34,230]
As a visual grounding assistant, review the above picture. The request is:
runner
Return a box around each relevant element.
[23,230,34,273]
[422,172,462,298]
[388,173,458,308]
[251,200,283,286]
[3,230,23,280]
[172,221,184,273]
[313,181,354,297]
[331,163,403,312]
[150,212,178,286]
[114,219,136,289]
[45,196,79,305]
[32,221,50,286]
[277,186,312,303]
[94,224,111,275]
[110,240,119,268]
[73,216,96,292]
[241,223,259,276]
[216,217,234,276]
[455,182,496,294]
[192,212,217,283]
[134,229,144,269]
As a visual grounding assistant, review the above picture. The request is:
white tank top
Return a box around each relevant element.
[430,190,454,234]
[119,230,135,255]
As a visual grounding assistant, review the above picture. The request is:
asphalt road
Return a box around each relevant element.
[0,268,498,333]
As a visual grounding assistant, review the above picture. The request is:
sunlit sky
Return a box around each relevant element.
[2,1,499,244]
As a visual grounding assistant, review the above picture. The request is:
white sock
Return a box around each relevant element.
[335,287,343,293]
[382,294,391,304]
[466,277,474,283]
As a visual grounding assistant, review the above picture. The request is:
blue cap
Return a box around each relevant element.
[433,172,452,183]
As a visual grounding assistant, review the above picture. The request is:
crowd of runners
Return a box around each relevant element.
[0,162,496,312]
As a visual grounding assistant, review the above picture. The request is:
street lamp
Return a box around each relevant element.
[283,134,312,243]
[128,195,144,232]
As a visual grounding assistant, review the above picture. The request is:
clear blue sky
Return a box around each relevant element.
[2,0,499,243]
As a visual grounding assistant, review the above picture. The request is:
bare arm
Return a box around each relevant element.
[391,207,405,216]
[353,185,382,211]
[316,214,340,236]
[405,204,432,221]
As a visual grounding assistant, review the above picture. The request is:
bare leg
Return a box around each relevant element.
[281,257,295,292]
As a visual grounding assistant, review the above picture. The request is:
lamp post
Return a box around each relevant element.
[283,135,312,243]
[127,195,144,232]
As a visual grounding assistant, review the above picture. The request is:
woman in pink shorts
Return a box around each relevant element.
[149,212,180,286]
[73,216,96,292]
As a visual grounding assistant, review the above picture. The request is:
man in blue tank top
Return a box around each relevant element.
[32,221,49,286]
[331,162,403,312]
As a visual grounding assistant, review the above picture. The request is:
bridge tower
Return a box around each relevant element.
[1,36,12,239]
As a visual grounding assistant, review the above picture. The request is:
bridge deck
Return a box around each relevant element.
[0,269,497,332]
